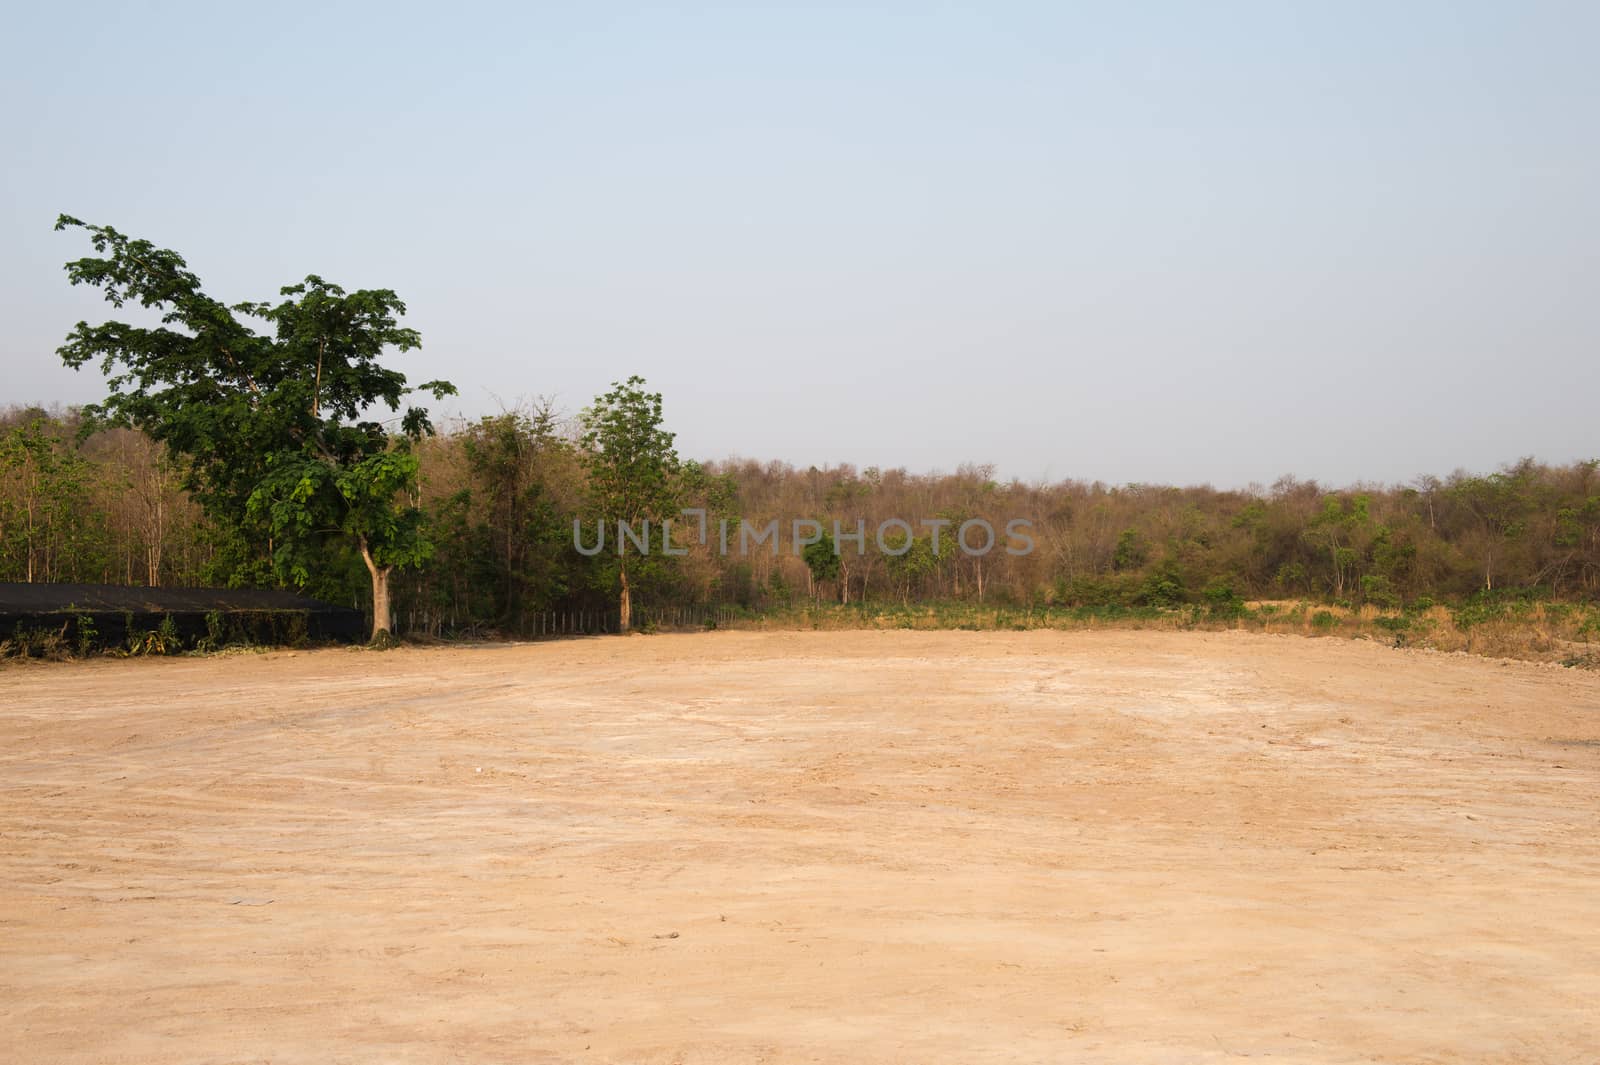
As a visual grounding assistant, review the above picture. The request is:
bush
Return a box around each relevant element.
[1138,562,1186,608]
[125,613,181,656]
[74,614,97,657]
[2,623,70,660]
[1112,529,1148,572]
[1453,601,1501,631]
[1203,579,1247,620]
[1055,573,1141,608]
[1360,574,1400,611]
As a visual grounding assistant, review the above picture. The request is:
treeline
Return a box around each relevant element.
[0,408,207,587]
[5,401,1599,636]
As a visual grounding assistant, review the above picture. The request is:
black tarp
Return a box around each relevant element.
[0,583,365,649]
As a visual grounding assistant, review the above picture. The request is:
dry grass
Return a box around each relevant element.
[709,599,1600,668]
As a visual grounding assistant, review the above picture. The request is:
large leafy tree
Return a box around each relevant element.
[579,376,680,630]
[458,408,578,629]
[55,216,455,640]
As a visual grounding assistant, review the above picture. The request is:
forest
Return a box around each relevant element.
[6,217,1598,650]
[4,400,1599,641]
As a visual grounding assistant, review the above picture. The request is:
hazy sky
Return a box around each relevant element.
[3,2,1595,488]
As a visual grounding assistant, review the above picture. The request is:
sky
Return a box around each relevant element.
[2,1,1596,489]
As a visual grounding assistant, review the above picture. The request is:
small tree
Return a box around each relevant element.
[579,377,679,630]
[1304,494,1371,600]
[802,527,840,599]
[55,216,455,640]
[1112,528,1147,572]
[1449,465,1534,593]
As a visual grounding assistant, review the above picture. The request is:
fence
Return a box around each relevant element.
[530,604,747,637]
[630,605,745,632]
[532,609,610,637]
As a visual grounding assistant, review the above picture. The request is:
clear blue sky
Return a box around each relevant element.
[3,1,1595,487]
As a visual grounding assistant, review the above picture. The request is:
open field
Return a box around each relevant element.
[2,631,1599,1064]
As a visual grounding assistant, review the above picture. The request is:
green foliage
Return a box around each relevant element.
[1303,494,1372,599]
[1359,573,1400,610]
[198,609,227,652]
[802,527,841,583]
[1054,573,1142,607]
[579,377,680,534]
[55,217,455,636]
[390,407,594,637]
[578,377,681,627]
[15,293,1600,652]
[123,613,180,656]
[1139,560,1186,607]
[248,446,433,584]
[1112,529,1148,572]
[765,567,793,605]
[74,613,97,657]
[2,622,70,660]
[0,413,107,582]
[885,533,941,601]
[1202,579,1246,619]
[1274,561,1308,594]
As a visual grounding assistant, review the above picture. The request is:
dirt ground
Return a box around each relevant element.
[2,630,1598,1065]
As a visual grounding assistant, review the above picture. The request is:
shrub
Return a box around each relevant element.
[74,614,98,657]
[1139,562,1186,608]
[1112,529,1148,572]
[1360,575,1400,611]
[1203,579,1247,620]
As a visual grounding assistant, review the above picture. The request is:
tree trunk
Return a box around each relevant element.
[371,567,393,640]
[24,490,35,583]
[359,535,394,641]
[619,562,632,631]
[146,488,164,587]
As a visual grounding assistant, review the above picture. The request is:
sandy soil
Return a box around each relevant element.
[1,630,1598,1065]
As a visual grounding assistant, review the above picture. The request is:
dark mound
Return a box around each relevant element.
[0,583,365,650]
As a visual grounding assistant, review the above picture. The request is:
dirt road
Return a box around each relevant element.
[2,630,1598,1063]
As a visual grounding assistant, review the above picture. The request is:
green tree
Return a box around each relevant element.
[1112,528,1148,572]
[1449,465,1534,593]
[885,533,940,605]
[459,408,576,628]
[247,446,432,640]
[0,413,104,582]
[802,526,841,597]
[1304,494,1371,599]
[55,216,455,640]
[578,376,680,630]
